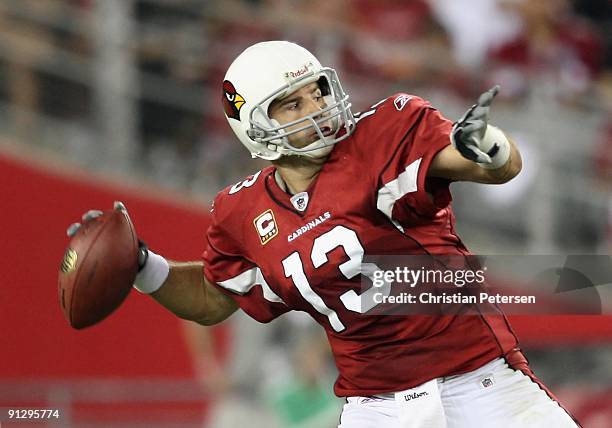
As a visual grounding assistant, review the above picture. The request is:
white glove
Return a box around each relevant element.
[451,85,510,169]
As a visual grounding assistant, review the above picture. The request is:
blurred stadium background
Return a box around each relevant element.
[1,0,611,427]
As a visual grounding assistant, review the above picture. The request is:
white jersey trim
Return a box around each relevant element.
[376,158,422,232]
[218,267,286,305]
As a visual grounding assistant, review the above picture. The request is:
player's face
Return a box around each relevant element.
[268,82,333,149]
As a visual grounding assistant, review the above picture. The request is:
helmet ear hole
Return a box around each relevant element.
[266,98,279,118]
[318,76,332,97]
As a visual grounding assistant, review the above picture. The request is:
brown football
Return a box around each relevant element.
[58,208,139,329]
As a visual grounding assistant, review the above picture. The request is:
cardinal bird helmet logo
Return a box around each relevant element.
[223,80,245,121]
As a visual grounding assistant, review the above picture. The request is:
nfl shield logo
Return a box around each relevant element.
[480,376,494,389]
[290,192,309,212]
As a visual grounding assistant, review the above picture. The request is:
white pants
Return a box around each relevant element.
[339,358,579,428]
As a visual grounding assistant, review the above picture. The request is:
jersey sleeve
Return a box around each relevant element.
[202,193,290,323]
[370,94,453,224]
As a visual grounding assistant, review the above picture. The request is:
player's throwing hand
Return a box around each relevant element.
[451,85,510,169]
[67,201,149,271]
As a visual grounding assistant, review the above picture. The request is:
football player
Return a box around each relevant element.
[71,41,580,427]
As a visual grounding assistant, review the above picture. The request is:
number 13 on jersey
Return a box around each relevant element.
[282,225,391,332]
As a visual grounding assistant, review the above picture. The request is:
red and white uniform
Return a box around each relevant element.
[203,94,521,397]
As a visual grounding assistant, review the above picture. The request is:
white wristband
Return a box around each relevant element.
[133,250,170,294]
[479,125,510,170]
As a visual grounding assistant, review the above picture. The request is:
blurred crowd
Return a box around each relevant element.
[0,1,611,426]
[0,0,610,252]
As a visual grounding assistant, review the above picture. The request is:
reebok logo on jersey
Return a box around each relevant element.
[394,94,413,111]
[403,391,428,401]
[254,209,278,245]
[287,211,331,242]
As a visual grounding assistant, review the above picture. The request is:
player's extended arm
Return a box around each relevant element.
[68,204,238,326]
[428,138,522,184]
[428,86,522,184]
[147,260,238,326]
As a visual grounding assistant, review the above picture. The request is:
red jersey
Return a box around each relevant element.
[203,94,519,397]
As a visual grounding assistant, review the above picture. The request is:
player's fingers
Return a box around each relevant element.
[467,105,489,121]
[114,201,127,212]
[456,104,477,125]
[82,210,103,222]
[461,120,486,135]
[477,85,500,107]
[67,222,81,237]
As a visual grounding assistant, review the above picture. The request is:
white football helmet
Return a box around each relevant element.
[222,41,356,160]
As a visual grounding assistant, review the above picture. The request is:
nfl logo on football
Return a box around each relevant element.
[254,209,278,245]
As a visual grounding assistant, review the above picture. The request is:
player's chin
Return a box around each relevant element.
[288,135,318,149]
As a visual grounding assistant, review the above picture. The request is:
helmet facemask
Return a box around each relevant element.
[246,67,356,159]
